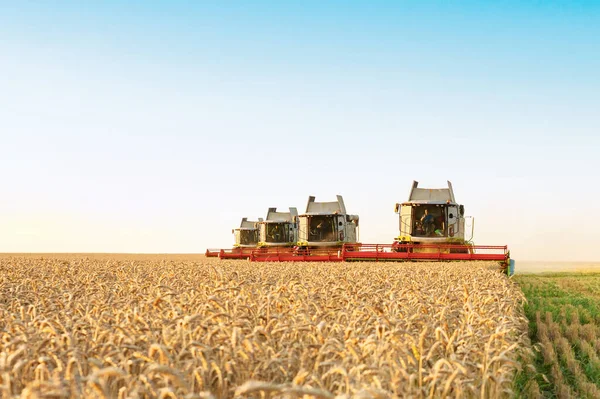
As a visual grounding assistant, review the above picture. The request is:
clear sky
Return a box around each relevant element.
[1,1,598,261]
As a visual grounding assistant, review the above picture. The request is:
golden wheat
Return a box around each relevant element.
[0,256,528,398]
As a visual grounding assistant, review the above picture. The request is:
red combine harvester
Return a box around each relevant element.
[206,181,512,275]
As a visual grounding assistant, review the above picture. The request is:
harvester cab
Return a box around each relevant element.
[297,195,359,247]
[393,180,475,248]
[233,217,262,248]
[258,207,299,247]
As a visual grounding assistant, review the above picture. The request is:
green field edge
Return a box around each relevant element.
[512,273,600,398]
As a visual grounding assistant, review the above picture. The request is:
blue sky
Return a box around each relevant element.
[1,1,598,260]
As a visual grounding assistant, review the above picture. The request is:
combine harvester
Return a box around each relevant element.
[206,206,300,259]
[258,207,299,247]
[206,196,358,260]
[206,217,262,259]
[393,180,474,250]
[206,181,512,274]
[296,195,359,249]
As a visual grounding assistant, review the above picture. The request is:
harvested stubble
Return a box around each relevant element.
[0,257,528,398]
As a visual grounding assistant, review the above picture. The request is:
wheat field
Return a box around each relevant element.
[0,256,528,398]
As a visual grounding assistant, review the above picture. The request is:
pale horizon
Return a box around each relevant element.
[1,1,598,262]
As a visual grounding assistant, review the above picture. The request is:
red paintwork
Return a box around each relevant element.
[207,243,509,263]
